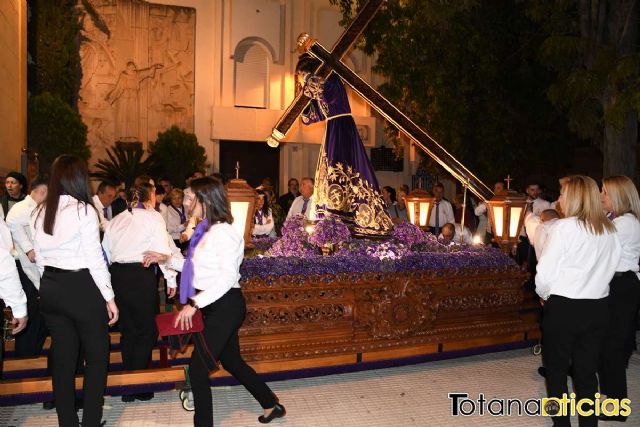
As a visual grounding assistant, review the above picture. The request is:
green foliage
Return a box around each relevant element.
[148,126,208,187]
[29,0,81,106]
[91,144,152,189]
[27,92,90,170]
[529,0,640,136]
[331,0,574,184]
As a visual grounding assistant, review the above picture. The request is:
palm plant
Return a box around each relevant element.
[91,143,152,188]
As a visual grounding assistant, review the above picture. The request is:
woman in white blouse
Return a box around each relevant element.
[597,175,640,421]
[31,155,119,427]
[102,182,176,402]
[145,176,285,426]
[535,175,621,427]
[161,188,188,246]
[252,190,276,237]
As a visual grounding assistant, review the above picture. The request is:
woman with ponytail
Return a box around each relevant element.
[101,182,176,402]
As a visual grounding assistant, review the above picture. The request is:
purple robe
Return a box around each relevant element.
[302,72,392,236]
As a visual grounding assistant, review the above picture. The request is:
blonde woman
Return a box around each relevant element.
[535,175,621,427]
[597,176,640,422]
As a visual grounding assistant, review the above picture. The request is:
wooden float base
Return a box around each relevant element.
[1,268,541,403]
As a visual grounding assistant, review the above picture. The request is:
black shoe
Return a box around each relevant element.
[537,367,546,378]
[121,394,136,403]
[135,392,154,401]
[42,400,55,410]
[598,414,627,422]
[258,403,286,424]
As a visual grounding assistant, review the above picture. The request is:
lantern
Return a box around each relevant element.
[227,177,256,248]
[486,189,528,253]
[404,188,435,231]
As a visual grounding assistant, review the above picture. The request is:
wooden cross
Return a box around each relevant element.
[235,161,240,180]
[504,174,513,190]
[267,0,494,201]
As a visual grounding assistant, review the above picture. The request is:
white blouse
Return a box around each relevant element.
[612,213,640,274]
[161,203,187,240]
[6,195,41,288]
[0,219,27,318]
[102,208,176,287]
[535,217,621,300]
[171,222,243,308]
[31,195,114,302]
[253,209,276,237]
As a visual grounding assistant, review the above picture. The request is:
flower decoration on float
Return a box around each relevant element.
[390,222,427,248]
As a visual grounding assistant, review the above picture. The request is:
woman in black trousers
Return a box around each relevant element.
[146,176,285,426]
[535,175,620,427]
[598,175,640,422]
[32,155,119,427]
[102,182,176,402]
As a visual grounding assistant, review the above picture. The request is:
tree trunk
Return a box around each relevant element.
[603,108,637,182]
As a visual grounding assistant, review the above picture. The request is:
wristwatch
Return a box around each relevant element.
[188,299,199,310]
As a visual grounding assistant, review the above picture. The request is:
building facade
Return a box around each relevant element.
[0,0,27,177]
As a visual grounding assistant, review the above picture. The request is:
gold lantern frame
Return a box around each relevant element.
[227,178,257,248]
[486,189,528,253]
[404,188,435,231]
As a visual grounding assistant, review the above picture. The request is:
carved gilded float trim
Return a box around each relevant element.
[237,267,537,363]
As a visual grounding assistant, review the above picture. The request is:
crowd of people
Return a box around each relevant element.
[1,162,639,427]
[0,160,286,426]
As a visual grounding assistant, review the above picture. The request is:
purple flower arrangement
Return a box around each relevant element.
[264,215,318,258]
[365,241,410,260]
[251,235,278,252]
[390,222,427,247]
[241,219,517,280]
[308,218,351,248]
[241,247,516,280]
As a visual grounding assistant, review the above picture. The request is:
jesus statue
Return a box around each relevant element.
[296,54,393,237]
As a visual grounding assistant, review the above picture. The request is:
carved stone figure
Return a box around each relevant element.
[77,0,195,161]
[105,61,162,142]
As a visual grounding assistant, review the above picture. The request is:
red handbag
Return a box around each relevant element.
[155,309,204,336]
[155,310,218,373]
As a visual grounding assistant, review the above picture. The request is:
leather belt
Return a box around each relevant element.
[44,266,88,273]
[614,271,635,277]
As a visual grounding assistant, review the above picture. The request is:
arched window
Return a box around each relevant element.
[234,41,269,108]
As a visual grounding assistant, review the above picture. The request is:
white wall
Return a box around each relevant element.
[152,0,407,190]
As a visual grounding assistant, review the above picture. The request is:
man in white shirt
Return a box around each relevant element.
[526,182,552,216]
[474,182,506,240]
[6,176,47,357]
[428,182,454,236]
[93,181,118,231]
[439,222,473,245]
[287,177,315,219]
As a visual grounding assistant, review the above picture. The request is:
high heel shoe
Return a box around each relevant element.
[258,403,286,424]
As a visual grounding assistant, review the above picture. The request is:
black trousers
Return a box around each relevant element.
[542,295,609,427]
[111,263,158,372]
[39,268,110,427]
[13,261,48,357]
[190,288,277,427]
[598,272,640,400]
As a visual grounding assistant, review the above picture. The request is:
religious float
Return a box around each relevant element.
[0,0,540,406]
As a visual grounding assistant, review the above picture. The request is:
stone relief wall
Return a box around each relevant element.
[78,0,195,163]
